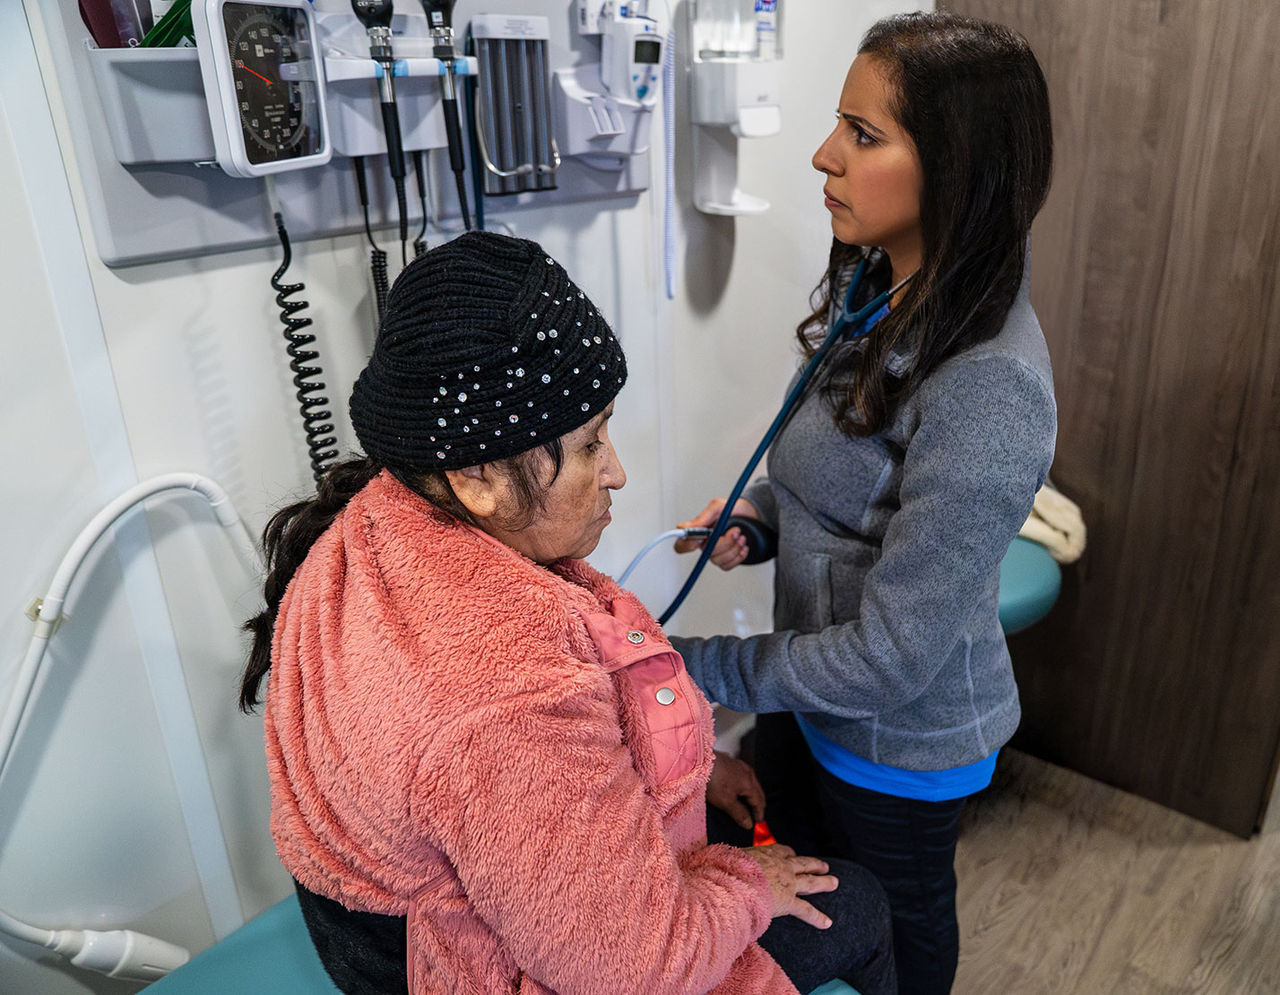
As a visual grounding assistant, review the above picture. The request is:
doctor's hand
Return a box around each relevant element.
[707,750,766,830]
[673,498,761,570]
[745,844,838,929]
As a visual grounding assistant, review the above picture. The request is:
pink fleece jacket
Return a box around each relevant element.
[265,471,796,994]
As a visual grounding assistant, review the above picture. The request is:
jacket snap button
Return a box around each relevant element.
[655,687,676,705]
[627,630,645,644]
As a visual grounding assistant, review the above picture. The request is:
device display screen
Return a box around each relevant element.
[634,38,662,64]
[222,2,323,165]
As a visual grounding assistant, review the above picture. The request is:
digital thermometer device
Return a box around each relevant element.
[192,0,331,177]
[601,11,662,105]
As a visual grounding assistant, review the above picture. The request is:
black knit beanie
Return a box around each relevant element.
[349,232,627,472]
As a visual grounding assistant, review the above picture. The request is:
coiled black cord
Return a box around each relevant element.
[370,246,390,318]
[271,212,337,485]
[354,156,390,320]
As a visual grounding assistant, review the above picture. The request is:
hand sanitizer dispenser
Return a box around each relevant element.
[689,0,782,215]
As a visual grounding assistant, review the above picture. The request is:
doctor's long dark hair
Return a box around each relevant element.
[798,13,1053,435]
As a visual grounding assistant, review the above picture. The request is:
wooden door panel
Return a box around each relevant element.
[946,0,1280,835]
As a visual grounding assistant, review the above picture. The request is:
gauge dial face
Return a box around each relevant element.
[222,2,323,165]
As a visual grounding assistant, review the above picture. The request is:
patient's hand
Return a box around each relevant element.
[707,750,766,830]
[674,498,761,570]
[744,844,838,929]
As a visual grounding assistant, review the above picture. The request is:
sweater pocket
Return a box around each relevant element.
[859,451,903,537]
[775,552,833,632]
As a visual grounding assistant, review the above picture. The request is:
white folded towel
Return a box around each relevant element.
[1019,483,1086,564]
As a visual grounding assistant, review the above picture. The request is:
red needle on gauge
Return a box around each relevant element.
[236,61,274,85]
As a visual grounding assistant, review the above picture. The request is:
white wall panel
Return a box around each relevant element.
[0,13,227,993]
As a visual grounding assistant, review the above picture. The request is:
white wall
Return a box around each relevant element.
[0,1,921,992]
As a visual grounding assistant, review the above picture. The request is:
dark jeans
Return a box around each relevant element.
[706,810,896,995]
[750,712,967,995]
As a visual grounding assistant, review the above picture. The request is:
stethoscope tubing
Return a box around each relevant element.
[658,253,897,625]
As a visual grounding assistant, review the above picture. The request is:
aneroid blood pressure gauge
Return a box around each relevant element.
[192,0,331,177]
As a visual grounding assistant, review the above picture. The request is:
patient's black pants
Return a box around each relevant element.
[756,855,897,995]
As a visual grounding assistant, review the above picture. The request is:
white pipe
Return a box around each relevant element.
[0,636,49,782]
[0,474,265,971]
[0,908,190,982]
[0,908,46,946]
[33,473,261,634]
[0,473,263,781]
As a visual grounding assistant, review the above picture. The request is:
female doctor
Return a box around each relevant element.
[673,13,1057,994]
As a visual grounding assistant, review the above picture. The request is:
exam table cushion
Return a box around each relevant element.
[998,536,1062,635]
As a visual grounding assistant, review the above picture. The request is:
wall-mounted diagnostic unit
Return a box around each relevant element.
[38,0,667,268]
[600,10,662,103]
[555,1,664,172]
[472,14,560,196]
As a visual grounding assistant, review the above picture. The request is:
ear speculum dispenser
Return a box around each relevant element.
[471,15,560,197]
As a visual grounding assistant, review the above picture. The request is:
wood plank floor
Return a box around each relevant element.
[954,751,1280,993]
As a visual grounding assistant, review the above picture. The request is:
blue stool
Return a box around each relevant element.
[147,891,858,994]
[998,536,1061,635]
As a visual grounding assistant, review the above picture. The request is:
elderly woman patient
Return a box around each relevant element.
[239,232,894,995]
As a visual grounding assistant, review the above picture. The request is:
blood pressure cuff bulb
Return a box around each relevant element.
[350,231,627,471]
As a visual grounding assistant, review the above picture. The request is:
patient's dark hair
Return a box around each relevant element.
[798,12,1053,435]
[238,444,562,712]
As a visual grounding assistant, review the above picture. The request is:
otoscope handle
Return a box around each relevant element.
[439,95,466,173]
[380,100,406,179]
[353,155,371,205]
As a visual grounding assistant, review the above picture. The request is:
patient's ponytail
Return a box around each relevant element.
[239,456,382,712]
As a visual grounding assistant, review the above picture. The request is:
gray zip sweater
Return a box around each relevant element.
[672,264,1056,771]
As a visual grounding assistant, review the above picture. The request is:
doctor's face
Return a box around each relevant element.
[813,54,924,275]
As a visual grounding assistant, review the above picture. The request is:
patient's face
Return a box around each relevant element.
[497,403,626,564]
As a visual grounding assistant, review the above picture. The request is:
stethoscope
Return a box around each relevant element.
[647,251,914,624]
